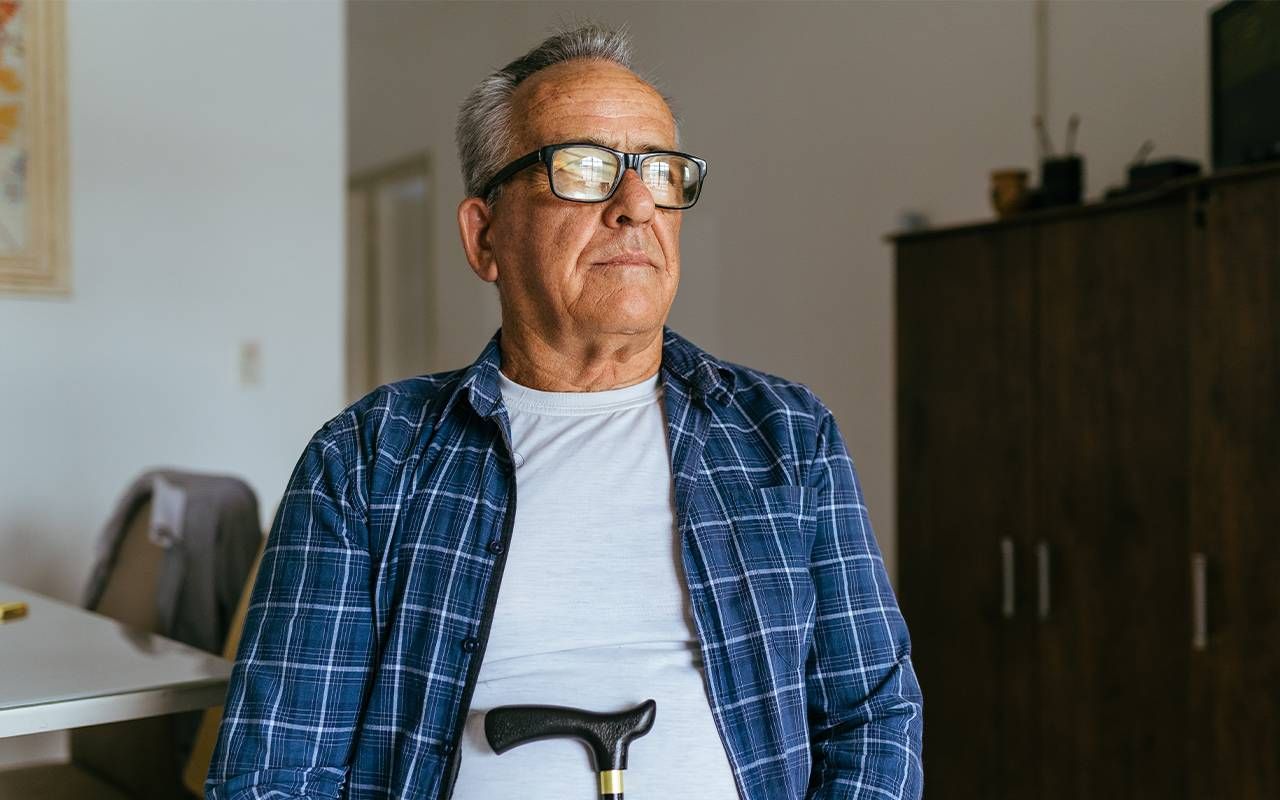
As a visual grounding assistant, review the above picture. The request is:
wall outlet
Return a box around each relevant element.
[239,340,262,387]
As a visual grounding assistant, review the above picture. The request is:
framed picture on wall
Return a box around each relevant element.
[0,0,68,296]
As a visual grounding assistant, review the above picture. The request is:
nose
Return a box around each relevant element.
[603,168,657,228]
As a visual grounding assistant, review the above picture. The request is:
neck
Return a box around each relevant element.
[498,322,664,392]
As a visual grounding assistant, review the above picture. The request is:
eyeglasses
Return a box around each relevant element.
[481,142,708,210]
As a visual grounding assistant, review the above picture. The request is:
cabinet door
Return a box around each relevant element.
[1035,201,1190,800]
[897,227,1037,799]
[1189,173,1280,799]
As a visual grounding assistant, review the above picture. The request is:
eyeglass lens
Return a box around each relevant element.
[549,145,700,208]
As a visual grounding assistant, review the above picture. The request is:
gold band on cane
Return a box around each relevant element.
[599,769,624,795]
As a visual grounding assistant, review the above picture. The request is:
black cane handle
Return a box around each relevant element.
[484,698,656,771]
[484,699,656,797]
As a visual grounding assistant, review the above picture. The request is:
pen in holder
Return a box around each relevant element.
[1029,113,1084,209]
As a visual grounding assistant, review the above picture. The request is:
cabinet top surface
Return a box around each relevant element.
[888,161,1280,245]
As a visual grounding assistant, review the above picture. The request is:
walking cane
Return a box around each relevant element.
[484,699,657,799]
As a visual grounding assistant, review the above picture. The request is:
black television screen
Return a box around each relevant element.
[1212,0,1280,169]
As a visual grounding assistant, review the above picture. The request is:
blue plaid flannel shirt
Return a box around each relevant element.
[206,327,922,800]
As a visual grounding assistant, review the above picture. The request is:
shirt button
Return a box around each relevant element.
[441,741,456,755]
[461,636,480,653]
[487,539,506,556]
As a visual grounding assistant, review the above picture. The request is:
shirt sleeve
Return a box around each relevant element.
[804,408,924,799]
[205,424,376,800]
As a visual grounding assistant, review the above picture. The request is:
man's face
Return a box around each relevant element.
[474,59,683,343]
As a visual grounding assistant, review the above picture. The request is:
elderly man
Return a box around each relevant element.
[207,25,922,800]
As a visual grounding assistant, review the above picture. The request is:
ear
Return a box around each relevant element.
[457,197,499,283]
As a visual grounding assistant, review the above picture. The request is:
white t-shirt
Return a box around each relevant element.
[450,370,739,799]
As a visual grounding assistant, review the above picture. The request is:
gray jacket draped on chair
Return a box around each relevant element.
[83,469,263,656]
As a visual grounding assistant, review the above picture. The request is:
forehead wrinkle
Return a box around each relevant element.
[524,86,669,125]
[514,62,658,115]
[522,97,675,151]
[508,61,674,154]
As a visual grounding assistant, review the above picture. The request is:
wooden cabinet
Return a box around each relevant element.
[895,165,1280,799]
[1188,174,1280,798]
[1034,199,1191,800]
[897,224,1038,798]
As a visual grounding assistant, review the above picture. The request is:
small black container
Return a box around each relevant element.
[1039,156,1083,207]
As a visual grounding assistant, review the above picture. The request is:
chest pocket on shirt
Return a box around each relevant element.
[720,484,816,674]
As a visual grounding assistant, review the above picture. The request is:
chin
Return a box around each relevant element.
[594,304,665,336]
[627,290,673,319]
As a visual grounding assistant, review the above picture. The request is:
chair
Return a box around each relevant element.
[0,471,262,800]
[182,543,263,794]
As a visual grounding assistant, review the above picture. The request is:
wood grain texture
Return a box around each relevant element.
[897,226,1037,800]
[1034,199,1190,800]
[896,167,1280,799]
[1188,172,1280,799]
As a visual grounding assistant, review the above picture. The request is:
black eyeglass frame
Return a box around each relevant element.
[481,142,709,209]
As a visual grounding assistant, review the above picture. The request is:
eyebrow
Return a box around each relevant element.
[573,135,668,154]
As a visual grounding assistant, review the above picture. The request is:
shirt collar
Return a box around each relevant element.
[437,326,736,429]
[659,326,737,405]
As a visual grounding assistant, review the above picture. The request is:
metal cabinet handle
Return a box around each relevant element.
[1192,553,1208,651]
[1001,537,1015,619]
[1037,541,1051,620]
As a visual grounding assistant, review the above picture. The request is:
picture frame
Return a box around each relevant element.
[0,0,69,296]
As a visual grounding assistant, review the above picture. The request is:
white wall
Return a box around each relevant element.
[1047,0,1210,198]
[348,0,1217,584]
[350,0,1028,583]
[0,0,1214,776]
[0,0,344,768]
[350,0,1214,584]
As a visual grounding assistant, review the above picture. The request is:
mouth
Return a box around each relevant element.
[593,250,656,268]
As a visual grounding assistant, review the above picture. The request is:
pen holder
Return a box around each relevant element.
[990,168,1031,218]
[1039,155,1083,208]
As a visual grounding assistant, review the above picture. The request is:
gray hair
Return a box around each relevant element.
[455,24,640,203]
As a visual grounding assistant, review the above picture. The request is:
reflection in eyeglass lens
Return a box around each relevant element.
[643,160,672,202]
[644,155,699,207]
[550,146,699,207]
[551,146,620,200]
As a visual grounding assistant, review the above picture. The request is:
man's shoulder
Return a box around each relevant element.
[719,359,826,420]
[688,348,840,484]
[352,368,469,417]
[663,328,828,424]
[305,367,472,463]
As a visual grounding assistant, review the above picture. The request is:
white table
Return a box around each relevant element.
[0,580,233,738]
